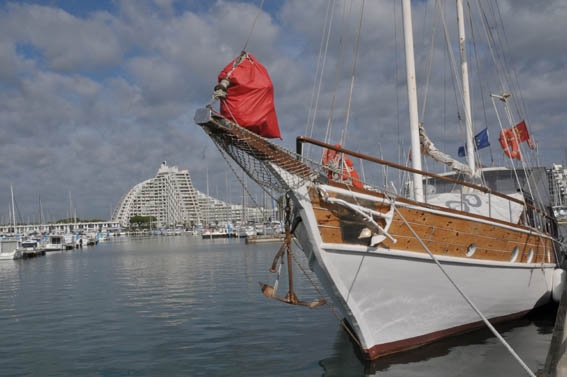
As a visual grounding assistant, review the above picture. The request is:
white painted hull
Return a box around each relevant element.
[0,240,21,260]
[0,251,19,260]
[44,244,65,251]
[291,184,555,358]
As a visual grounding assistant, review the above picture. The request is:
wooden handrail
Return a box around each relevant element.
[296,136,553,220]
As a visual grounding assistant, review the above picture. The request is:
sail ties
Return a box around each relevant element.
[211,51,248,102]
[318,187,397,246]
[419,123,480,179]
[212,78,230,100]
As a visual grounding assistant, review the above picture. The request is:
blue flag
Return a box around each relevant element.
[458,128,490,157]
[474,128,490,149]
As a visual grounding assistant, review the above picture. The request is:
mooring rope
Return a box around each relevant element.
[393,205,536,377]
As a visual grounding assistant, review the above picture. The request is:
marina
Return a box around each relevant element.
[0,235,559,377]
[1,1,566,376]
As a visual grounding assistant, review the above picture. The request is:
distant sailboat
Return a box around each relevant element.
[0,185,22,260]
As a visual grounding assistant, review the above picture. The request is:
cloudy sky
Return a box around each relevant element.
[1,0,566,222]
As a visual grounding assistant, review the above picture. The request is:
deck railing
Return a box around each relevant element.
[296,136,555,233]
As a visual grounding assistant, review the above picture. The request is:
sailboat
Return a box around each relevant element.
[194,0,562,360]
[0,185,23,261]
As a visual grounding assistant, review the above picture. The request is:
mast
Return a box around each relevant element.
[68,191,72,222]
[11,185,16,235]
[206,168,209,227]
[39,194,45,232]
[457,0,475,175]
[401,0,424,202]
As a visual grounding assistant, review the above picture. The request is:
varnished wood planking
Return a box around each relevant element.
[308,186,554,264]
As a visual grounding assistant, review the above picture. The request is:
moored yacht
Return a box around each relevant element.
[0,239,22,260]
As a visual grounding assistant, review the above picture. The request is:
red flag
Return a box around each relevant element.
[513,120,535,150]
[218,53,281,139]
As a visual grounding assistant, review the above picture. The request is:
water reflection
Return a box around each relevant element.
[0,236,558,377]
[319,305,556,377]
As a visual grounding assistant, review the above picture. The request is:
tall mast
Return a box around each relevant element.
[11,185,16,234]
[206,168,209,226]
[39,194,44,226]
[402,0,423,201]
[457,0,475,175]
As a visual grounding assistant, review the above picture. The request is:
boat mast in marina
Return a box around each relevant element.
[1,185,22,260]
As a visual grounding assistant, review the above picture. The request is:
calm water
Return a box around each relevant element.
[0,236,556,377]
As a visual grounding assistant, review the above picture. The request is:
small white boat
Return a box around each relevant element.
[0,240,22,260]
[201,228,230,239]
[20,239,39,250]
[44,235,66,252]
[238,225,257,238]
[1,187,22,260]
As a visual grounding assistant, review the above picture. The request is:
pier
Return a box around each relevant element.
[542,274,567,377]
[0,221,120,236]
[245,234,285,244]
[21,249,46,259]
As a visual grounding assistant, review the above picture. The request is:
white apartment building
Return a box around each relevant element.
[112,162,270,227]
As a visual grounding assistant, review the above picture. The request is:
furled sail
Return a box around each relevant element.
[214,51,281,139]
[419,124,476,177]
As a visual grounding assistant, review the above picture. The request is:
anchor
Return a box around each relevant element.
[259,193,326,309]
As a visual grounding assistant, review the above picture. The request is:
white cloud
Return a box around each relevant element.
[0,0,565,220]
[3,4,123,72]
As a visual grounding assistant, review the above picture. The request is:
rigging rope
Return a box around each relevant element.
[310,0,336,158]
[437,0,471,159]
[474,0,546,211]
[214,137,277,205]
[467,1,495,170]
[323,0,347,146]
[307,1,330,138]
[340,0,365,147]
[213,100,278,208]
[419,4,440,122]
[242,0,265,52]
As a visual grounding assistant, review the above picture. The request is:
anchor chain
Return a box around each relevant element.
[258,195,361,347]
[258,193,325,309]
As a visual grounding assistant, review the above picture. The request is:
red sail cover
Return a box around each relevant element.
[218,54,281,139]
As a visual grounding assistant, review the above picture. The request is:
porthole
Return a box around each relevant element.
[526,248,534,263]
[510,246,520,263]
[466,243,477,257]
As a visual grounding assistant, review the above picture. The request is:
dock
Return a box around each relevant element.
[542,270,567,377]
[21,249,46,259]
[245,234,285,244]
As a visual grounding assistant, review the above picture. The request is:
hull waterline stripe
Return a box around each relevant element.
[364,309,530,359]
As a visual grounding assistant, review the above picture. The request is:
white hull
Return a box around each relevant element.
[44,245,65,251]
[0,250,20,260]
[0,240,21,260]
[291,183,556,358]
